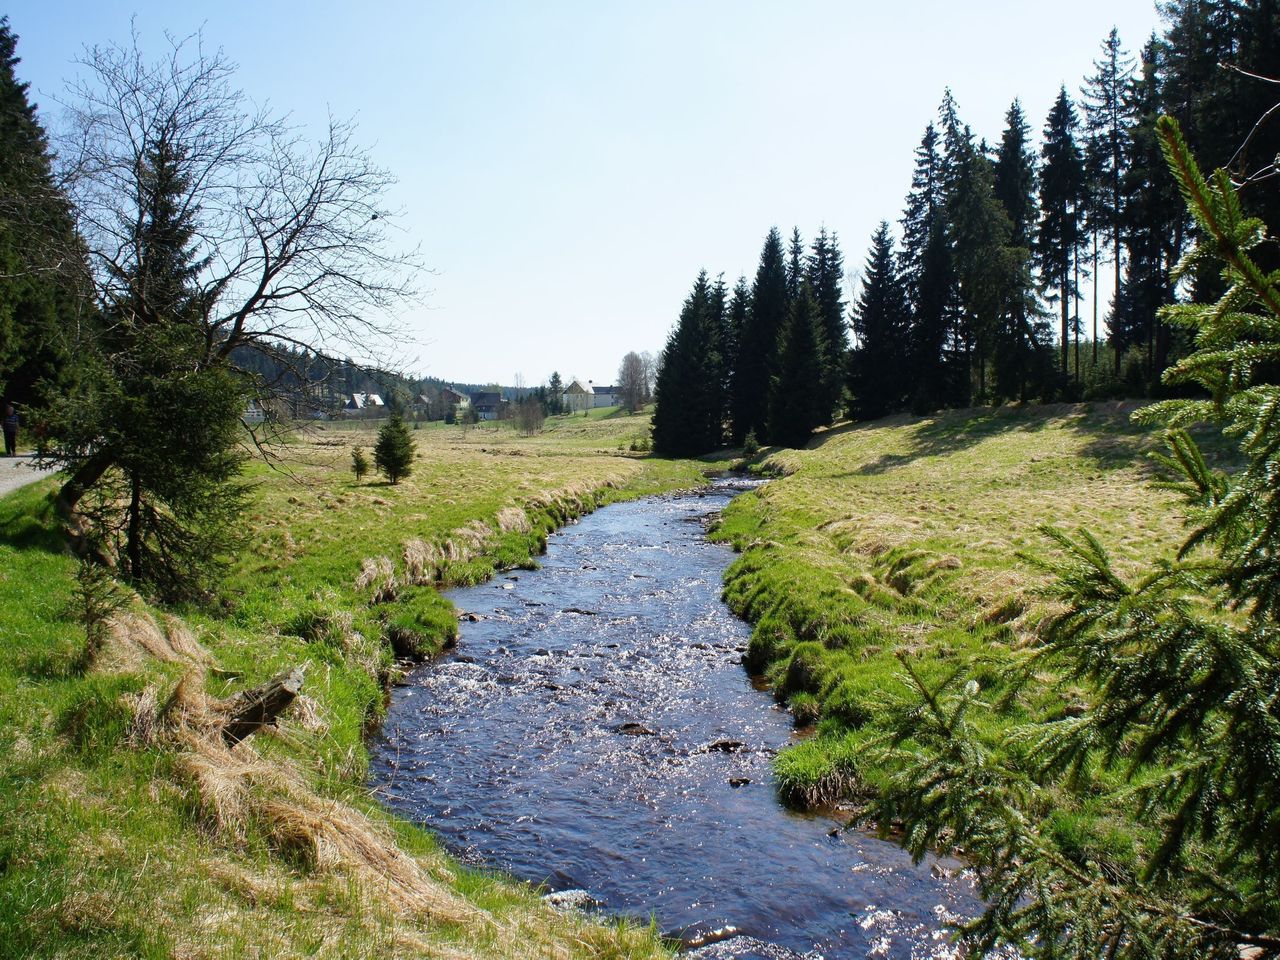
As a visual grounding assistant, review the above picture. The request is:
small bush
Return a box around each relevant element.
[383,589,458,661]
[774,734,862,808]
[351,446,369,480]
[789,691,820,725]
[742,429,760,457]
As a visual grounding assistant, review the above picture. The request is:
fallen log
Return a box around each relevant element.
[221,666,305,745]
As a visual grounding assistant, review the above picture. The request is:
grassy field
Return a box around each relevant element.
[0,409,718,960]
[711,402,1219,861]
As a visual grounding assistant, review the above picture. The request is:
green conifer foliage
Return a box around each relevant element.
[873,118,1280,959]
[807,228,847,421]
[0,18,87,409]
[730,228,788,443]
[900,122,954,413]
[1114,39,1184,384]
[374,412,415,484]
[1081,29,1135,362]
[993,100,1050,401]
[653,271,724,456]
[1037,87,1087,378]
[848,223,908,419]
[767,285,825,448]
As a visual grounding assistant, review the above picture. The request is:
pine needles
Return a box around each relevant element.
[872,117,1280,958]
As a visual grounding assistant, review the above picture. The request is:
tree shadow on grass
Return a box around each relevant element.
[819,401,1166,478]
[0,487,69,557]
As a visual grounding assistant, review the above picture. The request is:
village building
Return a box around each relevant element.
[563,380,620,412]
[469,391,508,421]
[342,392,385,418]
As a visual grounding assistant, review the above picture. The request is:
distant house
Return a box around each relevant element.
[440,386,469,408]
[590,384,620,408]
[563,380,618,412]
[563,379,594,413]
[343,392,385,418]
[243,399,267,425]
[470,391,508,421]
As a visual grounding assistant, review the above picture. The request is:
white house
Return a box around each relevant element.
[343,393,385,417]
[563,380,619,412]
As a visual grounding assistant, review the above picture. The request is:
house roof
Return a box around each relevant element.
[564,380,593,394]
[347,392,384,409]
[470,391,504,408]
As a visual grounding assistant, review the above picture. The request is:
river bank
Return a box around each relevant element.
[0,410,722,959]
[372,477,982,958]
[709,403,1230,870]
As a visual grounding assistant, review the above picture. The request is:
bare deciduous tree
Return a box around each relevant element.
[617,350,648,413]
[50,29,420,512]
[515,396,545,436]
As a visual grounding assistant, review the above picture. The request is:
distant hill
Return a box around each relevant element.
[229,343,518,416]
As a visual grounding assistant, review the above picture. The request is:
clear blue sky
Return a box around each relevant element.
[9,1,1163,387]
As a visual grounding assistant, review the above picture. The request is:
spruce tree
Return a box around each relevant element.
[50,135,250,600]
[1081,28,1135,365]
[1114,37,1183,386]
[848,222,909,419]
[871,116,1280,960]
[807,228,847,421]
[1037,87,1086,381]
[899,123,953,413]
[730,228,788,443]
[992,100,1048,401]
[653,271,723,456]
[785,227,805,304]
[948,137,1024,404]
[767,284,825,448]
[724,276,749,399]
[374,412,415,484]
[0,18,86,410]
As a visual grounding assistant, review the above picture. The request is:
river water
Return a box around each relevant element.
[369,479,980,958]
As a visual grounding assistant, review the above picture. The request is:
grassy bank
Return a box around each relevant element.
[710,403,1214,844]
[0,411,719,959]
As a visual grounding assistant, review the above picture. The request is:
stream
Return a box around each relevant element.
[369,478,980,958]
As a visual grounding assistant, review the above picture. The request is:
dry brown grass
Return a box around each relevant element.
[94,608,213,673]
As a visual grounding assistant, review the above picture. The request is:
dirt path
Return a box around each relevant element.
[0,455,56,498]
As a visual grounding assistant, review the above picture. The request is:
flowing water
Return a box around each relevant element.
[370,479,980,958]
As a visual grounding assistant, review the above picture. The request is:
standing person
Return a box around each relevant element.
[3,404,18,456]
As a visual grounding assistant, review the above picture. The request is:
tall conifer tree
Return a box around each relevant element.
[785,227,805,304]
[730,228,788,443]
[807,227,847,421]
[1081,28,1135,364]
[653,271,724,456]
[848,222,909,419]
[992,100,1047,400]
[949,137,1024,403]
[0,18,86,409]
[1114,37,1183,385]
[899,123,953,412]
[1037,87,1086,380]
[767,283,825,448]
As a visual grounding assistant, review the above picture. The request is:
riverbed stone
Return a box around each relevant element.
[615,722,656,736]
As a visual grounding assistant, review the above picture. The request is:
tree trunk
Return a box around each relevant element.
[221,667,305,745]
[126,472,143,581]
[1092,231,1100,366]
[55,448,114,517]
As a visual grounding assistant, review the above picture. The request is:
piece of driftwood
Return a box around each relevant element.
[221,666,305,745]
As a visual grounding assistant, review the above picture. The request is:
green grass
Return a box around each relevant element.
[0,413,722,959]
[711,402,1224,867]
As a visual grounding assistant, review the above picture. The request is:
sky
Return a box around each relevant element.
[9,1,1165,387]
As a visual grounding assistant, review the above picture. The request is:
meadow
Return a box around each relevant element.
[711,402,1224,868]
[0,409,715,960]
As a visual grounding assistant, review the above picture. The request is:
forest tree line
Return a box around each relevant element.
[653,0,1280,455]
